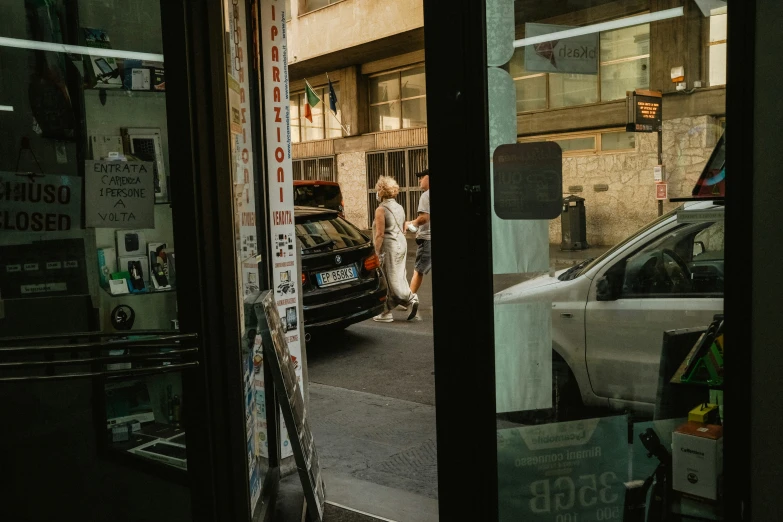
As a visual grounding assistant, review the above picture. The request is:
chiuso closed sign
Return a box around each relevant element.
[0,172,82,232]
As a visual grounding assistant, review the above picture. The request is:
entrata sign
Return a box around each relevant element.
[84,160,155,228]
[0,172,82,233]
[626,90,663,133]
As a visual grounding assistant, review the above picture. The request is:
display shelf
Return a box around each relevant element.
[101,286,176,298]
[85,88,166,98]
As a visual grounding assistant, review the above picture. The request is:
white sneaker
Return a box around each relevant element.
[407,296,419,321]
[373,312,394,323]
[396,304,408,311]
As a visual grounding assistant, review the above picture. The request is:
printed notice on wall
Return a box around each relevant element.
[497,416,628,522]
[84,160,154,229]
[0,172,82,233]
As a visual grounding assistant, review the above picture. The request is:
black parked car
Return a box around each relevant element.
[295,207,387,333]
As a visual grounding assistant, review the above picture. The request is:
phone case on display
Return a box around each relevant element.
[152,263,170,289]
[127,261,146,293]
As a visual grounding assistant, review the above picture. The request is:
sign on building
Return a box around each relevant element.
[524,23,599,75]
[626,89,663,133]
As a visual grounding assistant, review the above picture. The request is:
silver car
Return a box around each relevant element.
[496,200,724,418]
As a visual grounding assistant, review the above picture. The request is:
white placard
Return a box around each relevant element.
[261,0,301,460]
[84,160,155,228]
[0,172,82,233]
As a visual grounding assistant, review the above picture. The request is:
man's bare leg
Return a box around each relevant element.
[410,270,424,294]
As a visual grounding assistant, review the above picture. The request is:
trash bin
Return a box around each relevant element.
[560,195,589,251]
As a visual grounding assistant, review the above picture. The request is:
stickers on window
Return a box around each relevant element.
[493,142,563,220]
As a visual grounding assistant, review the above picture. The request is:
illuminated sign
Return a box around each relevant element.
[626,90,663,133]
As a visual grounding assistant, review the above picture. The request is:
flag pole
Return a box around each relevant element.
[325,72,350,136]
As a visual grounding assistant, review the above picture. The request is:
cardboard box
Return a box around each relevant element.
[672,422,723,500]
[97,247,117,289]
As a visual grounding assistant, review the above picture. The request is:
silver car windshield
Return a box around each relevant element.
[576,204,685,277]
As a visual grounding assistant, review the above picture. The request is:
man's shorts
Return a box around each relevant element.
[414,238,432,275]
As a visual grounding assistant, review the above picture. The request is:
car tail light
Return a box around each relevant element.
[364,254,380,271]
[302,272,307,284]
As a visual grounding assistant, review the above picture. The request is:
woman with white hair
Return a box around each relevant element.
[372,175,419,322]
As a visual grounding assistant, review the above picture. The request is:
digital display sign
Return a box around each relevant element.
[626,90,663,133]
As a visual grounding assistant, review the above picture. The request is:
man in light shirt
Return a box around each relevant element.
[404,169,431,320]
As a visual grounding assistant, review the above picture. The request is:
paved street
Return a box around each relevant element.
[306,240,437,521]
[304,240,602,521]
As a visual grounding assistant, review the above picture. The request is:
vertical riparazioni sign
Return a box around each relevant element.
[260,0,302,458]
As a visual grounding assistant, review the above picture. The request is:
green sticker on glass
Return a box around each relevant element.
[498,416,628,522]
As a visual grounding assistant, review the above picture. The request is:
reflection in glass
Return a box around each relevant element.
[402,98,427,128]
[401,66,426,98]
[549,73,598,108]
[601,57,650,102]
[554,136,595,152]
[370,102,401,132]
[514,77,547,112]
[601,131,635,151]
[370,72,400,104]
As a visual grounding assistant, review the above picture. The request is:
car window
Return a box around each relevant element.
[294,185,342,210]
[612,220,724,298]
[296,215,366,252]
[577,204,684,277]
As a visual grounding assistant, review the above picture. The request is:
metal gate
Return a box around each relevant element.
[366,147,427,227]
[292,157,336,182]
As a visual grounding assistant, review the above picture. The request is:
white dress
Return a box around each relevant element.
[376,199,416,311]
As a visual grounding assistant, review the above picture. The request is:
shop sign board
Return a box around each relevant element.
[261,0,303,461]
[524,23,599,75]
[626,90,663,133]
[0,172,82,233]
[497,416,628,522]
[84,160,154,228]
[259,291,325,522]
[493,142,563,220]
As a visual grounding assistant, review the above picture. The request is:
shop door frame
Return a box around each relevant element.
[160,0,280,521]
[422,1,754,521]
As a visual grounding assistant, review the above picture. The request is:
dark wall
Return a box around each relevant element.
[752,1,783,520]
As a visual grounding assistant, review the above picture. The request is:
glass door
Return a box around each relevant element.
[425,1,740,521]
[0,1,248,521]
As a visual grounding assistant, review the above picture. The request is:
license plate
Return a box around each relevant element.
[316,266,358,287]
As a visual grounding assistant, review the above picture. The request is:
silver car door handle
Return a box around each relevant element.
[560,313,573,319]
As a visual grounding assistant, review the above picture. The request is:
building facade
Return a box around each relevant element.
[287,0,726,245]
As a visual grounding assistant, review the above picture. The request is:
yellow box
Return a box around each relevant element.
[689,403,719,423]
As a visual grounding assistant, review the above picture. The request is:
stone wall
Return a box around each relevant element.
[337,151,369,228]
[549,116,722,246]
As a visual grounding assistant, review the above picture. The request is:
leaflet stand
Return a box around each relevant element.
[258,290,325,522]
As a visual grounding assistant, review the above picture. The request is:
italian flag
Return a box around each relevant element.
[304,81,321,122]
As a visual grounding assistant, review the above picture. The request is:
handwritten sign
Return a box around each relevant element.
[497,416,628,522]
[85,160,154,228]
[0,172,82,233]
